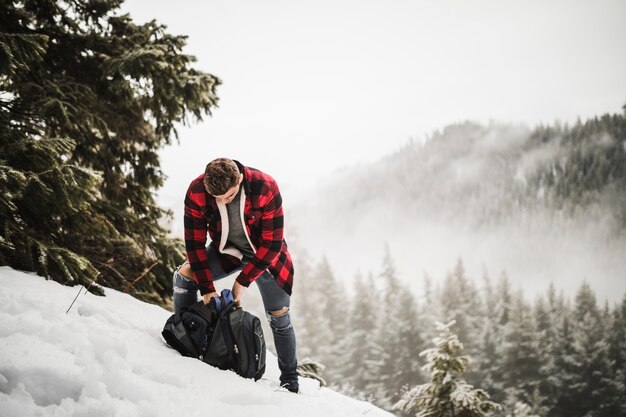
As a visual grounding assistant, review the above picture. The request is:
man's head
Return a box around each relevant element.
[204,158,243,204]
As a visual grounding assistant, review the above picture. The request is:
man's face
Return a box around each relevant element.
[212,174,243,204]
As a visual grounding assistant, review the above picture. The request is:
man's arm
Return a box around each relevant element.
[235,183,284,288]
[183,189,216,295]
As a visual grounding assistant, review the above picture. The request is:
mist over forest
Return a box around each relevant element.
[288,113,626,303]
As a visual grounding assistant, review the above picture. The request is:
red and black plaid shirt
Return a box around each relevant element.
[184,161,294,295]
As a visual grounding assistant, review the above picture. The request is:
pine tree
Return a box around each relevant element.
[439,259,482,383]
[312,256,345,383]
[393,321,501,417]
[548,283,622,417]
[474,269,500,398]
[606,294,626,416]
[532,294,556,417]
[504,401,540,417]
[369,244,403,408]
[608,294,626,388]
[343,271,381,396]
[500,291,542,406]
[394,277,427,398]
[290,251,317,360]
[1,0,219,303]
[545,314,576,416]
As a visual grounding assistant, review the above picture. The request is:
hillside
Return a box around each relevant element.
[0,267,392,417]
[289,114,626,301]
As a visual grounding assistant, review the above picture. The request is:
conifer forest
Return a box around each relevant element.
[1,1,625,417]
[291,252,626,417]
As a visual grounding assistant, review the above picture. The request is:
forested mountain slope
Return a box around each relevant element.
[290,113,626,301]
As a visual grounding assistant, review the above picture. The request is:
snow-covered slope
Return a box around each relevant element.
[0,267,392,417]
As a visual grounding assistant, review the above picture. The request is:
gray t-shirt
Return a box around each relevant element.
[226,186,255,261]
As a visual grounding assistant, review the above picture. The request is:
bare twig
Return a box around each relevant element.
[83,272,100,294]
[94,260,126,282]
[66,272,100,314]
[128,261,160,287]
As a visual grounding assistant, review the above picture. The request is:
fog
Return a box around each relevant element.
[287,121,626,304]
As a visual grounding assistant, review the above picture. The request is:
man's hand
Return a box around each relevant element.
[232,280,246,307]
[202,292,219,304]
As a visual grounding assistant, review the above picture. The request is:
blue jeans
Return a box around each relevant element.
[172,246,298,387]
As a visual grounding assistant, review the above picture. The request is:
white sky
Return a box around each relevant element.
[121,0,626,224]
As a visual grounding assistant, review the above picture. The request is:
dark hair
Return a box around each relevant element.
[203,158,240,195]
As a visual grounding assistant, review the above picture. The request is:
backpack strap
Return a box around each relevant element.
[218,307,240,373]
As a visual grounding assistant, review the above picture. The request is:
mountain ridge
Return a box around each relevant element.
[289,113,626,303]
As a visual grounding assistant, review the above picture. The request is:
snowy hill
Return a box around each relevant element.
[0,267,392,417]
[290,117,626,302]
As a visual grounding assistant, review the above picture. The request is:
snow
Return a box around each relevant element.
[0,267,392,417]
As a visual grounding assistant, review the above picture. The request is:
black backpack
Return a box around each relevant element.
[161,301,217,360]
[162,290,266,381]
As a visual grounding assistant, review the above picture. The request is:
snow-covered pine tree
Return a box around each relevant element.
[545,313,576,416]
[290,251,317,360]
[1,0,219,304]
[607,294,626,415]
[504,401,540,417]
[500,291,542,405]
[531,294,556,417]
[370,244,405,408]
[566,284,621,417]
[546,283,622,417]
[341,271,381,399]
[439,259,482,382]
[474,269,499,397]
[393,320,501,417]
[312,256,346,383]
[291,255,345,385]
[422,273,436,318]
[394,286,427,396]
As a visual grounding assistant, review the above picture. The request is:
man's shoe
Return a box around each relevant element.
[281,382,299,393]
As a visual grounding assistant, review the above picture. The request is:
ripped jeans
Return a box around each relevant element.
[172,246,298,387]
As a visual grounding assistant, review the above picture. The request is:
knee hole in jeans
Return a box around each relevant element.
[173,268,197,293]
[268,308,292,331]
[178,262,193,279]
[269,307,289,317]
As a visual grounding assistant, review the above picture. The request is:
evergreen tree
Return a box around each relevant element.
[1,0,219,303]
[290,255,346,385]
[545,314,576,416]
[343,271,381,396]
[312,256,345,383]
[440,260,469,342]
[608,294,626,381]
[393,321,501,417]
[394,277,426,398]
[474,269,500,397]
[290,251,317,360]
[548,284,622,417]
[532,294,556,417]
[500,291,542,406]
[504,401,540,417]
[495,272,513,327]
[439,259,482,382]
[606,294,626,416]
[371,244,405,408]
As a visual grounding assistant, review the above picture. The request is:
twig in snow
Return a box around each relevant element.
[66,272,100,314]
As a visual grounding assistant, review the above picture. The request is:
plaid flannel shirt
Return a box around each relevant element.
[183,161,294,295]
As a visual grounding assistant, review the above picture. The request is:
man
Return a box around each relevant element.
[173,158,299,392]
